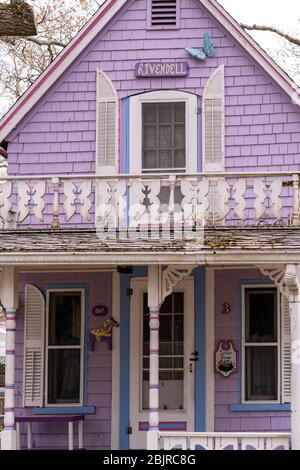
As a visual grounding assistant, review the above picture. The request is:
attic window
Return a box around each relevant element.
[148,0,180,29]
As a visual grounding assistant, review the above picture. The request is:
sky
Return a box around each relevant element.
[218,0,300,53]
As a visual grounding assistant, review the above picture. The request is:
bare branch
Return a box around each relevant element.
[24,36,66,48]
[241,23,300,47]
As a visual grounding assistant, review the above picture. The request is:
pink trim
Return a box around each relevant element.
[0,0,119,133]
[207,0,297,92]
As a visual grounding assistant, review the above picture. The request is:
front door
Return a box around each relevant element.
[129,278,195,449]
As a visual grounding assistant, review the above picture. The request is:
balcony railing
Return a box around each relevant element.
[156,431,291,450]
[0,172,299,239]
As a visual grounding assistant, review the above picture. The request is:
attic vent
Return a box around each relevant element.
[151,0,178,27]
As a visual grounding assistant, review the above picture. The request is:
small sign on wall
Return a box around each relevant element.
[135,62,189,78]
[215,340,237,377]
[93,305,108,316]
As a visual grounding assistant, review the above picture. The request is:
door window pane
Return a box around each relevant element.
[142,292,184,410]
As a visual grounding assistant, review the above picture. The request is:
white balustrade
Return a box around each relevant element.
[156,432,291,450]
[0,172,298,236]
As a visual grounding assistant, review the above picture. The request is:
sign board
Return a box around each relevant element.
[135,62,189,78]
[93,305,108,316]
[215,340,237,377]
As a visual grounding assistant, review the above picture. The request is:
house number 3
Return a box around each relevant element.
[222,303,231,314]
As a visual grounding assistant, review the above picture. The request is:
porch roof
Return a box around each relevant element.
[0,226,299,266]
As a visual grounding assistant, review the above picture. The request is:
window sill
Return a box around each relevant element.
[32,406,95,415]
[229,403,291,412]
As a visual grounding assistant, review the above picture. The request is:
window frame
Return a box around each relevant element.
[241,285,281,404]
[45,288,85,407]
[129,90,198,174]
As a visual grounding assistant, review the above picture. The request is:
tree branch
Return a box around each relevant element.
[25,36,66,47]
[1,35,66,47]
[241,23,300,47]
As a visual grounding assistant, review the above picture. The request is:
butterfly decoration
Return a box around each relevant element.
[185,32,215,61]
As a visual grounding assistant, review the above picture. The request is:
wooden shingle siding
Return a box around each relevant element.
[6,0,300,178]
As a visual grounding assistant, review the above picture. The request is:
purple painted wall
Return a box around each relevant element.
[6,0,300,177]
[15,271,113,450]
[214,268,290,432]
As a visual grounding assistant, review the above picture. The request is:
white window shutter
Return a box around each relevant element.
[23,284,45,407]
[203,64,224,172]
[96,69,118,175]
[281,294,291,402]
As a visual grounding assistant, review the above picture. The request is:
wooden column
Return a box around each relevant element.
[0,267,19,451]
[147,265,161,450]
[290,271,300,449]
[285,264,300,450]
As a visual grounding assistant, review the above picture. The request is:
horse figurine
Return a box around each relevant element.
[90,317,120,350]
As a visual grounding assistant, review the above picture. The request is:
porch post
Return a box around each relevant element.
[147,265,161,450]
[285,264,300,450]
[0,267,19,451]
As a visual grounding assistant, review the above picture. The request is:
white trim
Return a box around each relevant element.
[205,268,214,431]
[0,0,299,142]
[45,288,85,407]
[111,271,120,449]
[202,65,225,173]
[241,284,280,404]
[129,90,198,174]
[1,251,300,266]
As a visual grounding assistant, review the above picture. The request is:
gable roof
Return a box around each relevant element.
[0,0,299,143]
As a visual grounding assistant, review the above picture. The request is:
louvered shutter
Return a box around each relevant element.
[281,294,291,402]
[96,69,118,175]
[203,65,224,172]
[23,284,45,407]
[151,0,177,27]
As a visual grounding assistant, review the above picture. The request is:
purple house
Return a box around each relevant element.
[0,0,300,451]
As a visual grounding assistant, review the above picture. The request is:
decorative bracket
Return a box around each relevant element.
[257,265,289,298]
[257,264,300,299]
[160,265,194,304]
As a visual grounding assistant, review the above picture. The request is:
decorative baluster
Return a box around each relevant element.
[232,179,246,220]
[32,182,46,222]
[162,176,176,240]
[128,179,160,240]
[292,174,300,225]
[253,179,266,220]
[269,179,282,220]
[51,177,60,229]
[0,182,13,224]
[170,175,178,238]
